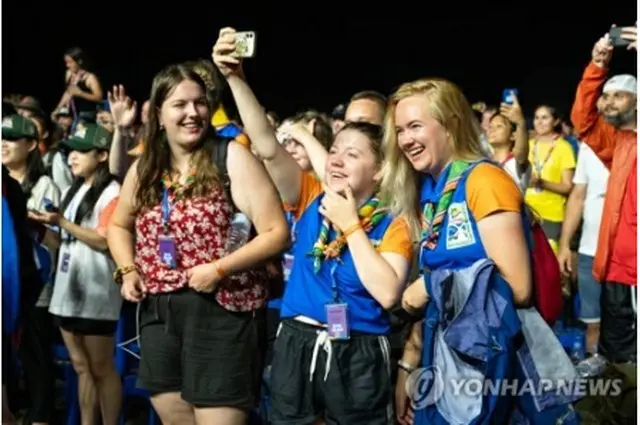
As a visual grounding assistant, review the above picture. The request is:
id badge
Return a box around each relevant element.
[60,253,71,273]
[282,253,294,282]
[158,235,178,269]
[326,303,350,340]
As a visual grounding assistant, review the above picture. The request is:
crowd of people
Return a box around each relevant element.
[1,23,637,425]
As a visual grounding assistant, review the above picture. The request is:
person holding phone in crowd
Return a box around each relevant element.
[571,24,637,364]
[213,27,413,425]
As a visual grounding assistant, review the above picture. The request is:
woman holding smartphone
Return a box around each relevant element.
[213,28,413,425]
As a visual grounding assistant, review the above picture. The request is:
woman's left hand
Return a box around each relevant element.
[319,185,360,233]
[29,210,61,226]
[187,263,223,293]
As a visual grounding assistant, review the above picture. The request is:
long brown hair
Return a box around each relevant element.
[134,63,222,212]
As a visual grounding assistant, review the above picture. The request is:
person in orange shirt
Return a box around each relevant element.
[571,25,637,363]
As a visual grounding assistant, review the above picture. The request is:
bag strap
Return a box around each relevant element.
[212,136,233,208]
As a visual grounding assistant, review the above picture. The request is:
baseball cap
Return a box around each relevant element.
[2,114,39,140]
[62,123,112,152]
[13,96,46,118]
[603,74,637,95]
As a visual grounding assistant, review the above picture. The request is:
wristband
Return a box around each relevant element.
[342,222,362,238]
[113,264,137,285]
[213,261,226,279]
[398,359,417,374]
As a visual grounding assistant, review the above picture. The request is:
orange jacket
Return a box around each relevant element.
[570,62,637,283]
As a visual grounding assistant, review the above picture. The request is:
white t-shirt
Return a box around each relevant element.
[43,151,74,194]
[573,143,609,257]
[27,175,61,307]
[502,156,532,194]
[49,180,122,321]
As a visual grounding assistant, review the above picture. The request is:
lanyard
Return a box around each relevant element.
[329,262,340,303]
[533,136,558,176]
[161,188,172,234]
[499,152,515,167]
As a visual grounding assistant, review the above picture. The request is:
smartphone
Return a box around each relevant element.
[235,31,257,58]
[43,198,58,213]
[502,89,519,105]
[609,27,631,47]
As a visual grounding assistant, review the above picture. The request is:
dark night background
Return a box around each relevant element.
[3,4,637,121]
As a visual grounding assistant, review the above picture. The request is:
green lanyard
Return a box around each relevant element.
[421,160,470,250]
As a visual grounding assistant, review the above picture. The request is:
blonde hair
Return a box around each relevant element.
[380,78,487,240]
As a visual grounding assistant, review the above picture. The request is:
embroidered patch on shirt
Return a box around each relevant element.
[446,202,476,249]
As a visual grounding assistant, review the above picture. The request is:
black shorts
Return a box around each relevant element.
[136,290,261,410]
[55,315,118,336]
[270,319,393,425]
[599,281,637,363]
[265,307,282,366]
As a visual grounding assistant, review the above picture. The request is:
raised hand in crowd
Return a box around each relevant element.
[499,91,525,125]
[621,24,637,50]
[108,85,137,128]
[107,85,138,180]
[212,27,245,78]
[592,32,614,68]
[277,118,316,143]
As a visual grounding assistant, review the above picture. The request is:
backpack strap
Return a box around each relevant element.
[212,136,234,211]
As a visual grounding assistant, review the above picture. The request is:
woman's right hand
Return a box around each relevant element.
[121,271,146,302]
[108,85,137,129]
[499,92,525,125]
[212,27,244,78]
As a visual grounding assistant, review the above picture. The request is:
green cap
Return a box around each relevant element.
[62,123,112,152]
[2,114,39,140]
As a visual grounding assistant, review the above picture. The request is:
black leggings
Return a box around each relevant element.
[19,306,55,424]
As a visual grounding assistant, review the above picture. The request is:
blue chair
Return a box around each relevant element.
[52,343,78,425]
[116,305,159,425]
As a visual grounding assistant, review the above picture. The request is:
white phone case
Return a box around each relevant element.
[235,31,257,58]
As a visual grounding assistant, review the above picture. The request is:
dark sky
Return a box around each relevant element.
[3,4,637,121]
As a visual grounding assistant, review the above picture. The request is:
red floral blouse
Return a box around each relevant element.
[134,185,269,312]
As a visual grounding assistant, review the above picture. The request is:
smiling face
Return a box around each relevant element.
[394,94,454,176]
[2,137,37,167]
[68,149,106,178]
[324,127,381,200]
[158,79,210,149]
[533,106,558,137]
